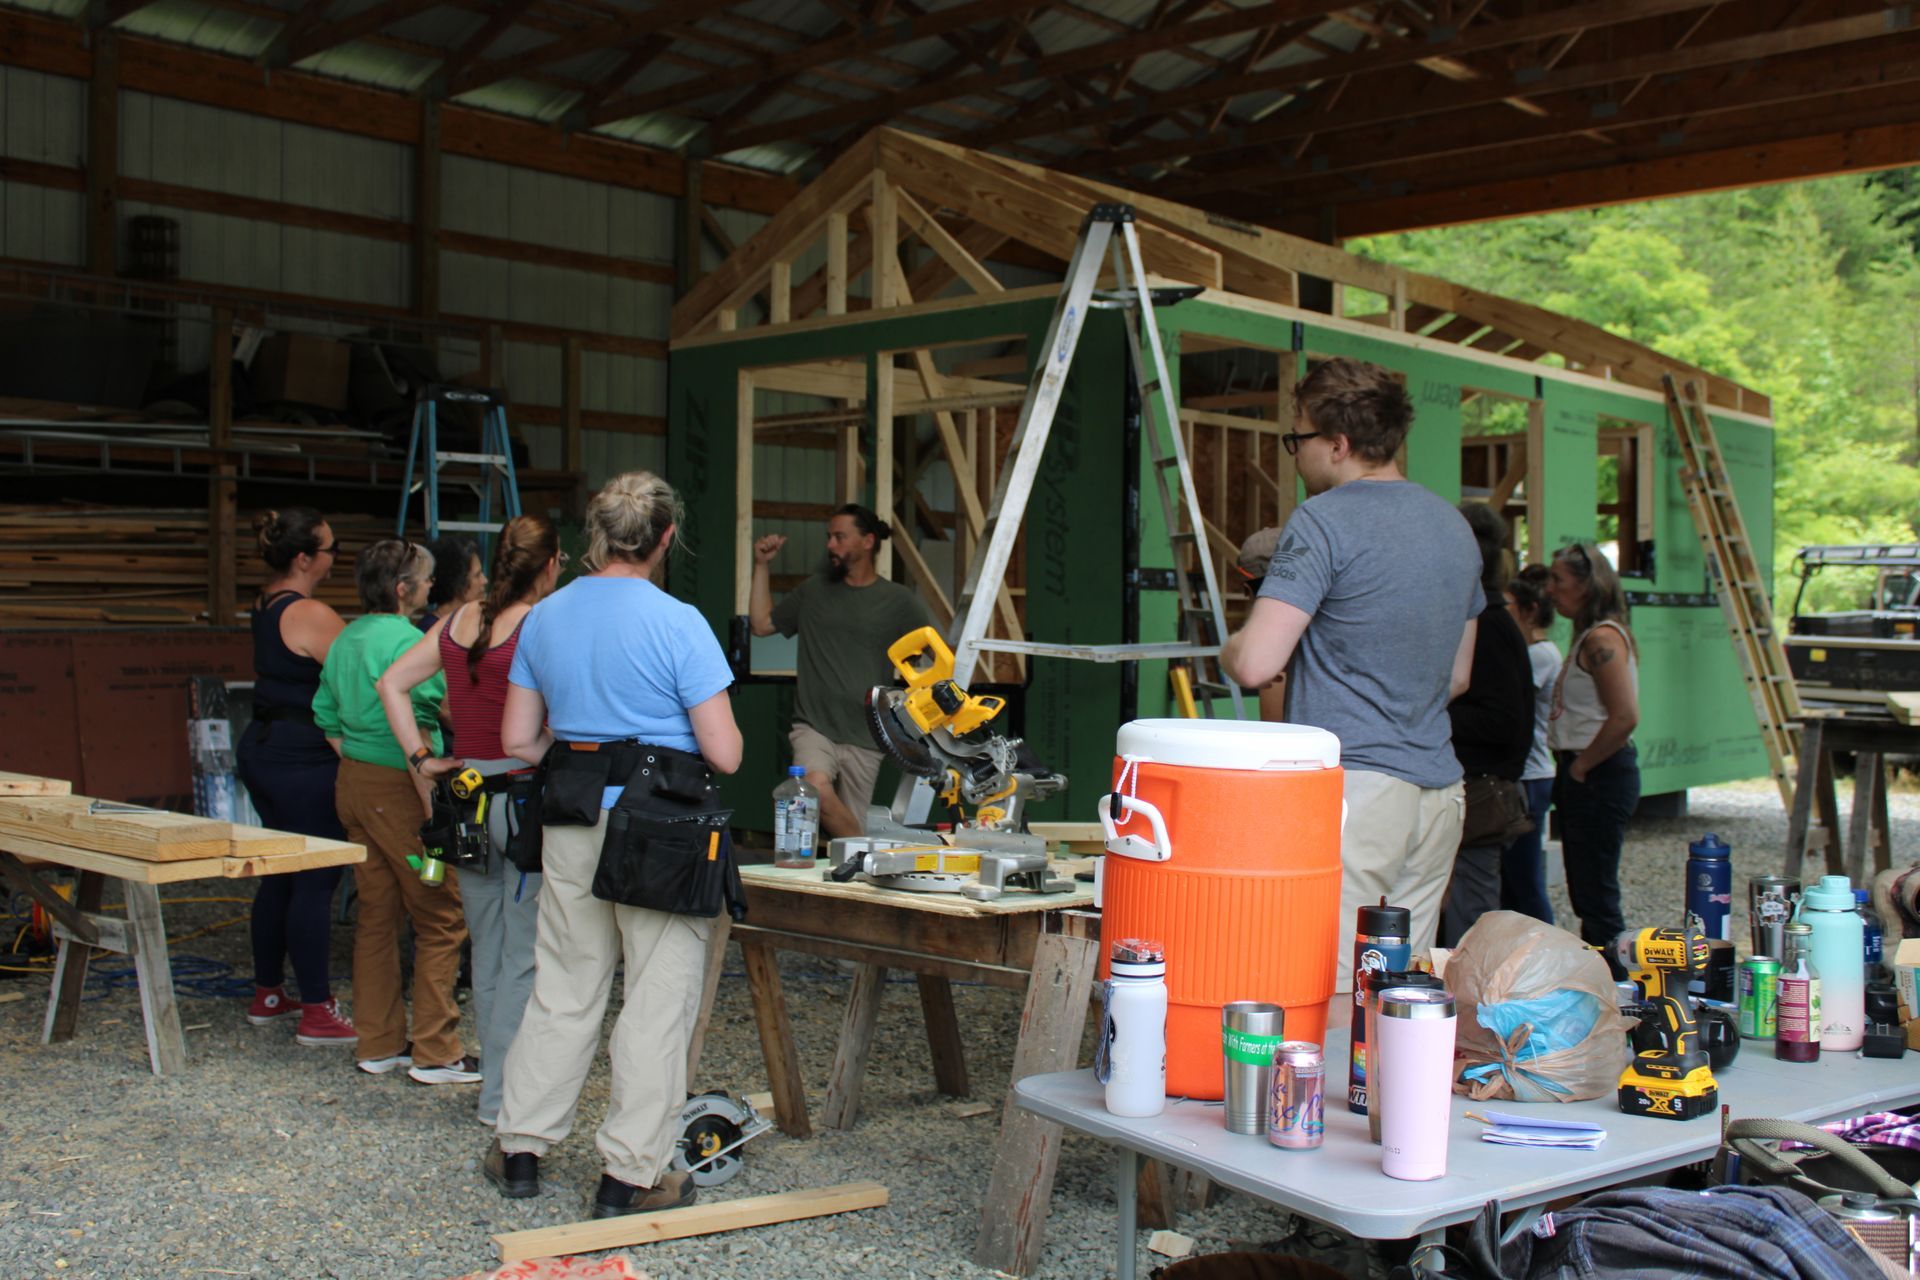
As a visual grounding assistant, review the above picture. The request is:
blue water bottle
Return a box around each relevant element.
[1856,888,1885,980]
[1686,833,1733,942]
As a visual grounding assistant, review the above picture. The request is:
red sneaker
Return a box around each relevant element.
[294,998,358,1047]
[246,986,300,1026]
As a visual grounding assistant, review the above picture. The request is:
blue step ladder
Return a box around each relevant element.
[395,384,522,547]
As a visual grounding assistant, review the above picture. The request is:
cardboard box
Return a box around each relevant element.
[1891,938,1920,1048]
[250,333,350,410]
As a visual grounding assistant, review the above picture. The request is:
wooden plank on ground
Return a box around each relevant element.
[0,796,229,860]
[0,772,71,795]
[491,1182,891,1263]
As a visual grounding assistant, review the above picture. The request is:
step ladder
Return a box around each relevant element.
[395,384,522,546]
[948,204,1245,719]
[1663,374,1800,807]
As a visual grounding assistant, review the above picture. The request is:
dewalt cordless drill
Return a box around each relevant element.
[1615,922,1719,1121]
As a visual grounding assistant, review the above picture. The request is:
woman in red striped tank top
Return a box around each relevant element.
[377,515,565,1122]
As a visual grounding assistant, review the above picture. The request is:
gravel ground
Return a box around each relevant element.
[2,781,1914,1280]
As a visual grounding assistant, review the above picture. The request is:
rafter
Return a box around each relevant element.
[1092,4,1909,182]
[1320,103,1920,237]
[432,0,539,86]
[273,0,447,66]
[584,0,1061,129]
[1187,24,1920,201]
[573,35,675,116]
[948,0,1713,155]
[706,1,1366,154]
[445,0,761,98]
[251,0,337,67]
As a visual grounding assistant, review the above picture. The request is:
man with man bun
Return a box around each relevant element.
[750,505,932,838]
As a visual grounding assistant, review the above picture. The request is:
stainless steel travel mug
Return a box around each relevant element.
[1750,874,1799,961]
[1221,1001,1285,1135]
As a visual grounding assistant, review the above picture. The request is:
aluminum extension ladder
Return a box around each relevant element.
[1662,373,1800,807]
[395,384,522,547]
[948,204,1246,719]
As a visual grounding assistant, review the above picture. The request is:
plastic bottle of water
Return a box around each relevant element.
[772,766,819,868]
[1856,887,1886,982]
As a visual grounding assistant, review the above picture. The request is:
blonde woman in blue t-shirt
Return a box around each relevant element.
[483,471,742,1220]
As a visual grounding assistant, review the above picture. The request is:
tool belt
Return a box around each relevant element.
[541,740,746,921]
[499,769,543,875]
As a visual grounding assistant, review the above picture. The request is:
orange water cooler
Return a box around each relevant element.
[1097,719,1344,1100]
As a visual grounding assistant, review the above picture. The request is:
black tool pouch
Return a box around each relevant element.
[591,745,747,921]
[541,743,614,827]
[503,771,545,874]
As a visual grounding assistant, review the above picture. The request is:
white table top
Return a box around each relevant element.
[1015,1030,1920,1240]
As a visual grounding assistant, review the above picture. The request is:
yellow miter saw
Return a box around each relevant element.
[830,626,1071,901]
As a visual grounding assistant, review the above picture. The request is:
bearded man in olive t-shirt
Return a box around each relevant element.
[749,504,933,837]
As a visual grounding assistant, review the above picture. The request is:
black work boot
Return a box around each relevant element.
[591,1169,696,1218]
[483,1139,539,1199]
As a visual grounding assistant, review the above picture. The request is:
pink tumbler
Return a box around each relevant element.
[1375,986,1456,1182]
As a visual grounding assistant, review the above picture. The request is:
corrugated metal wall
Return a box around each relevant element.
[1,67,84,265]
[0,66,688,489]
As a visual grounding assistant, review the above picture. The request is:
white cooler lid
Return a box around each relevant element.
[1115,718,1340,771]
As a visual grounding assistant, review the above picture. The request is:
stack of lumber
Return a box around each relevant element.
[0,504,412,626]
[0,781,363,882]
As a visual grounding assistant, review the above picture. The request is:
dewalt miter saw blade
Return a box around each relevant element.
[866,685,942,776]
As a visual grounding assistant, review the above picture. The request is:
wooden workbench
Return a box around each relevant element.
[1784,710,1914,881]
[701,860,1099,1277]
[0,825,364,1076]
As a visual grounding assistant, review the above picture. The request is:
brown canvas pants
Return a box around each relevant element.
[335,756,468,1066]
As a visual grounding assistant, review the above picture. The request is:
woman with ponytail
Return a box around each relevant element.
[377,515,566,1124]
[234,508,357,1046]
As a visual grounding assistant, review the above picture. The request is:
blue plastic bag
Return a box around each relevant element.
[1449,910,1634,1103]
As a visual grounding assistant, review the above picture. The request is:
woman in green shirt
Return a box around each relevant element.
[315,539,477,1086]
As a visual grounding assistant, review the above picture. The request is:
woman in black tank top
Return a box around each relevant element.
[234,509,355,1046]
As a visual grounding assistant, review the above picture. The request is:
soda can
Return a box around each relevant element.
[1267,1041,1325,1150]
[1738,956,1779,1040]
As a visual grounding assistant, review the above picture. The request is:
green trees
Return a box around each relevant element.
[1348,173,1920,612]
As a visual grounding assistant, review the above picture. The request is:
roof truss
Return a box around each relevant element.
[670,127,1764,416]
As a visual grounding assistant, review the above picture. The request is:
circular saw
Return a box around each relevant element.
[670,1091,772,1186]
[865,625,1008,779]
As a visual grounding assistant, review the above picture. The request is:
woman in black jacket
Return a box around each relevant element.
[1439,502,1537,946]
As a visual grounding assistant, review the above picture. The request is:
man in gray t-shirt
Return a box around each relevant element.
[750,504,932,837]
[1221,358,1483,986]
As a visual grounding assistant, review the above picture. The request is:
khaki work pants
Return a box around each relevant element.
[335,757,468,1065]
[1334,768,1465,993]
[496,811,711,1186]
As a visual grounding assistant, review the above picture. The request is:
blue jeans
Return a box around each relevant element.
[1554,743,1639,964]
[1499,776,1555,924]
[237,717,346,1003]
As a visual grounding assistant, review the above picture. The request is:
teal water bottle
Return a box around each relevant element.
[1801,874,1865,1051]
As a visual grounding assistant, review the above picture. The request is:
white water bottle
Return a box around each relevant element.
[772,767,819,869]
[1099,938,1168,1118]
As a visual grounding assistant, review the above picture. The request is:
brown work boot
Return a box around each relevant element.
[483,1139,539,1199]
[591,1169,696,1218]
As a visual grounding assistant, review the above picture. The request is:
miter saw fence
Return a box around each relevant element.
[670,1091,772,1187]
[844,626,1071,900]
